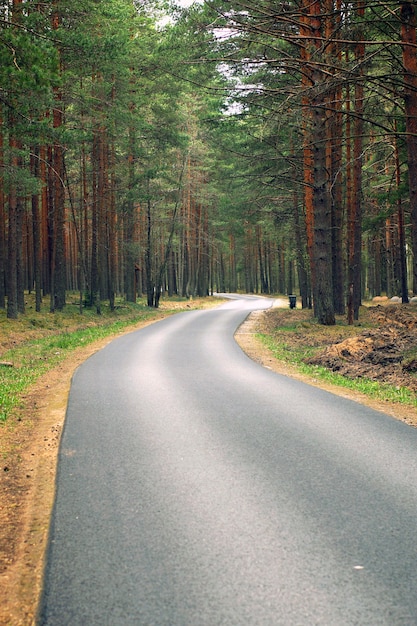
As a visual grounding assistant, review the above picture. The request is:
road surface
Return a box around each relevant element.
[38,295,417,625]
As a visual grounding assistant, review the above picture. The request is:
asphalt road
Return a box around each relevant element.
[38,295,417,625]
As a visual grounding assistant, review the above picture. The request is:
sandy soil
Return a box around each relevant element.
[1,303,417,625]
[0,316,166,626]
[235,309,417,427]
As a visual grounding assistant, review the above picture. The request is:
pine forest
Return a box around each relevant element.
[1,0,417,324]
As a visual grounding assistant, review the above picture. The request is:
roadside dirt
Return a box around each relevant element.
[0,299,214,625]
[1,300,417,625]
[0,337,124,626]
[0,315,169,626]
[307,304,417,393]
[235,303,417,427]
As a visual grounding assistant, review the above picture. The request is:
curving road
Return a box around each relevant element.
[38,295,417,625]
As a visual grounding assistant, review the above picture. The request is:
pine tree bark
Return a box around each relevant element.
[347,4,365,323]
[327,0,345,315]
[50,7,66,312]
[7,117,22,319]
[7,171,18,319]
[91,125,101,313]
[0,106,5,309]
[6,0,23,319]
[400,0,417,294]
[309,0,335,324]
[311,94,335,324]
[293,188,310,309]
[124,122,137,303]
[31,149,42,311]
[108,138,117,310]
[300,1,315,300]
[145,190,155,307]
[40,143,50,297]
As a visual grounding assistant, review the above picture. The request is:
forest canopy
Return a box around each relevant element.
[1,0,416,323]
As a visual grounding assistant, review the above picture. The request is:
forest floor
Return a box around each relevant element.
[1,296,417,625]
[236,299,417,427]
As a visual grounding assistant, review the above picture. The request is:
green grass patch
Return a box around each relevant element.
[0,295,201,424]
[259,333,319,363]
[258,332,417,409]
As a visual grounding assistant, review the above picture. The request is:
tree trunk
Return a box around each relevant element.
[145,192,155,307]
[6,0,23,319]
[328,0,345,315]
[400,0,417,294]
[347,3,365,323]
[31,150,42,311]
[91,127,101,314]
[257,225,268,293]
[40,143,50,297]
[124,125,137,303]
[394,133,409,302]
[0,106,5,309]
[7,128,23,319]
[108,138,117,311]
[7,181,18,319]
[51,7,66,312]
[300,0,315,298]
[309,0,335,324]
[294,192,310,309]
[311,95,335,325]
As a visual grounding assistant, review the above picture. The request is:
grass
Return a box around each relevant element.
[0,293,219,423]
[297,359,417,407]
[256,305,417,410]
[2,294,417,424]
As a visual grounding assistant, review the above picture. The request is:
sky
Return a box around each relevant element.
[176,0,202,7]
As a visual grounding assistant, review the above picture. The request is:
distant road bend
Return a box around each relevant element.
[39,294,417,625]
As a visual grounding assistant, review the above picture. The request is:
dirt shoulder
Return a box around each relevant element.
[2,301,417,625]
[235,306,417,427]
[0,315,170,626]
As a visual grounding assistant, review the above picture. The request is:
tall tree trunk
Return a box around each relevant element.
[300,0,315,301]
[31,149,42,311]
[124,123,136,302]
[51,104,66,312]
[50,7,66,312]
[0,105,5,309]
[91,126,101,314]
[29,151,40,312]
[7,172,18,319]
[108,138,117,310]
[347,3,365,323]
[257,224,268,293]
[311,93,335,324]
[40,143,50,297]
[400,0,417,294]
[345,62,353,313]
[310,0,335,324]
[16,194,25,314]
[145,191,155,307]
[6,0,23,319]
[300,0,335,323]
[7,121,22,319]
[81,141,89,299]
[394,132,409,302]
[294,189,310,309]
[98,126,108,302]
[328,0,345,315]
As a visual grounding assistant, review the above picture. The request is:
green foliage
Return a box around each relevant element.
[1,0,415,313]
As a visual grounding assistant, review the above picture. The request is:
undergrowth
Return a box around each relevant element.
[258,319,417,409]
